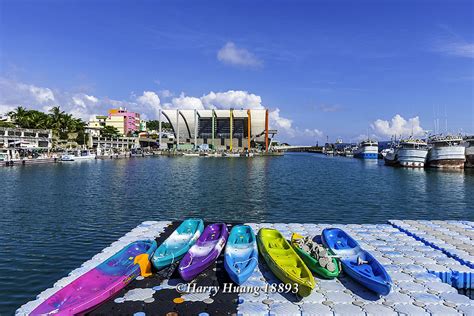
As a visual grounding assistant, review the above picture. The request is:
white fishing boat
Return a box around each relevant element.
[61,150,96,161]
[427,134,465,168]
[396,138,429,168]
[224,152,241,157]
[182,152,200,157]
[464,135,474,168]
[354,139,378,159]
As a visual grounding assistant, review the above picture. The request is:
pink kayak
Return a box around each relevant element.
[31,240,157,315]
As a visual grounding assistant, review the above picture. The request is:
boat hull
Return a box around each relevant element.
[178,223,228,281]
[152,219,204,270]
[31,240,157,315]
[224,225,258,285]
[397,148,428,168]
[427,146,465,168]
[257,228,315,297]
[322,228,392,296]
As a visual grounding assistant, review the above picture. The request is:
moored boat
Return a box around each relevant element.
[397,137,429,167]
[224,225,258,285]
[354,139,378,159]
[291,233,340,279]
[178,223,228,281]
[61,150,96,161]
[427,134,465,168]
[322,228,392,295]
[31,240,157,315]
[257,228,315,297]
[152,219,204,270]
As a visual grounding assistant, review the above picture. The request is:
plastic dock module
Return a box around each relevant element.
[390,219,474,289]
[16,221,474,316]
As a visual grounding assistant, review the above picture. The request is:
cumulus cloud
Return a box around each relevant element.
[217,42,262,67]
[0,77,298,141]
[171,93,204,110]
[371,114,425,137]
[201,90,263,109]
[137,91,161,108]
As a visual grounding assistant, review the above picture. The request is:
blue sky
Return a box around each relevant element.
[1,0,473,144]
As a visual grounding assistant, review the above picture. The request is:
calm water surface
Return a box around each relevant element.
[1,153,473,314]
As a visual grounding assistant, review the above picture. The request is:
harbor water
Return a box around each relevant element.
[1,153,474,314]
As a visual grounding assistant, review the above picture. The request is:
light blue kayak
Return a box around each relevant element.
[224,225,258,285]
[152,219,204,270]
[322,228,392,296]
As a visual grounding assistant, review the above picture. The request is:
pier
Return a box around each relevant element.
[16,220,474,316]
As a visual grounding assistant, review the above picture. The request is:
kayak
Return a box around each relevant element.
[179,223,228,281]
[224,225,258,285]
[31,240,157,315]
[152,219,204,270]
[291,233,340,279]
[322,228,392,295]
[257,228,315,297]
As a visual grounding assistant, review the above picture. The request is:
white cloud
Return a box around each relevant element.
[269,108,294,137]
[201,90,263,109]
[137,91,161,108]
[303,128,323,138]
[72,94,98,108]
[371,114,425,137]
[171,93,204,110]
[159,89,173,98]
[217,42,262,67]
[437,41,474,58]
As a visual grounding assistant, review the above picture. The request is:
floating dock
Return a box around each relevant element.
[16,221,474,316]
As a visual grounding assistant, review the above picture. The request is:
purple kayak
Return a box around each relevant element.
[178,223,228,281]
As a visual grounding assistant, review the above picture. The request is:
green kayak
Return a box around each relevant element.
[257,228,315,297]
[291,233,341,279]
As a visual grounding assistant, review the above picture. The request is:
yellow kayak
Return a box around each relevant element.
[257,228,315,297]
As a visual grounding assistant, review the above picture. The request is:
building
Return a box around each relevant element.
[86,108,141,137]
[108,108,140,136]
[0,127,53,150]
[158,109,276,151]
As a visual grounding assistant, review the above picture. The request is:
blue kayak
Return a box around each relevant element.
[322,228,392,295]
[224,225,258,285]
[152,219,204,270]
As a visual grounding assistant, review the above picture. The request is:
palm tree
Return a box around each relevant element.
[48,106,65,132]
[7,106,29,127]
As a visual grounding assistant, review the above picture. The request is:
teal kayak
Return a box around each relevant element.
[152,219,204,270]
[224,225,258,285]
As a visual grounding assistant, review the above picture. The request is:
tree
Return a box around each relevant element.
[8,106,29,127]
[146,120,172,131]
[101,125,120,138]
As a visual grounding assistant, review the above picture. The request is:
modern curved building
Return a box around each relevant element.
[158,109,276,151]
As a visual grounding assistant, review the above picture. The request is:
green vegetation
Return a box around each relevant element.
[6,106,86,142]
[100,125,121,138]
[146,120,172,131]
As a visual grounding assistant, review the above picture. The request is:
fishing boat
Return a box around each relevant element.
[61,150,96,161]
[224,152,241,157]
[464,135,474,168]
[427,134,465,168]
[383,147,397,166]
[178,223,228,281]
[152,219,204,270]
[396,137,429,167]
[183,152,200,157]
[257,228,315,297]
[291,233,340,279]
[224,225,258,285]
[30,240,157,315]
[322,228,392,295]
[353,139,378,159]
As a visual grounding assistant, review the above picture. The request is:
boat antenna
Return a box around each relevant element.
[444,105,448,134]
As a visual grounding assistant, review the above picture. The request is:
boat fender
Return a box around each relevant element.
[134,254,153,277]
